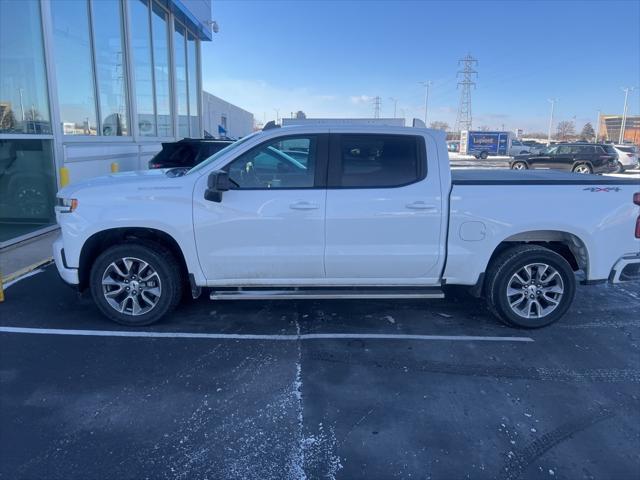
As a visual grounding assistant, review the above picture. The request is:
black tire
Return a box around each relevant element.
[572,163,592,174]
[615,162,625,173]
[511,161,528,170]
[485,245,576,328]
[90,242,182,326]
[480,151,488,160]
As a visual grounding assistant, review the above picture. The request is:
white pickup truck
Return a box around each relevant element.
[54,124,640,328]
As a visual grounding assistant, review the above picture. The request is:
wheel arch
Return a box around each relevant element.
[470,229,589,296]
[78,227,189,291]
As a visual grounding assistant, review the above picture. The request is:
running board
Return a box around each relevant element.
[210,288,445,301]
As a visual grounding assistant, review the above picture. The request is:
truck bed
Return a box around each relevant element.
[451,169,639,185]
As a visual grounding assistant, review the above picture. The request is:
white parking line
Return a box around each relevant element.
[0,326,533,342]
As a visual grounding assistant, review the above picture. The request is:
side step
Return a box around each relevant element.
[210,287,444,301]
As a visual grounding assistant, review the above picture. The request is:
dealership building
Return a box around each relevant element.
[0,0,213,246]
[598,114,640,145]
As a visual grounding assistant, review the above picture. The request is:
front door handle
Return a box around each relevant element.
[290,201,319,210]
[406,201,436,210]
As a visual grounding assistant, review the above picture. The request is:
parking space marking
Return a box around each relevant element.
[0,326,534,342]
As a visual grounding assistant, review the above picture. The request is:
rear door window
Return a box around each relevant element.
[329,134,424,188]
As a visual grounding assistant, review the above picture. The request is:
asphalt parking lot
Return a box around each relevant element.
[1,265,639,479]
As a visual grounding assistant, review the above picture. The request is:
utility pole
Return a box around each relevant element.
[274,108,280,125]
[547,98,557,145]
[372,96,381,119]
[419,81,432,125]
[388,97,398,118]
[594,109,600,143]
[619,87,635,144]
[455,54,477,133]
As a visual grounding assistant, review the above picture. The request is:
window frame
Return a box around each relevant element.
[327,133,427,189]
[222,134,329,190]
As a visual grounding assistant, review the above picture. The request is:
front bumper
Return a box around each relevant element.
[609,254,640,283]
[53,235,79,285]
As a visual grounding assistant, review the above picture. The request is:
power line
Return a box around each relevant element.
[372,96,381,118]
[455,54,477,133]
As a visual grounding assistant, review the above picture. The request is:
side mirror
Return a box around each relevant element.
[205,170,232,202]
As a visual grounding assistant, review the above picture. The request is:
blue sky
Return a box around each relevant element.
[202,0,640,132]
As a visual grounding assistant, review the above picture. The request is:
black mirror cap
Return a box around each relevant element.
[207,170,232,191]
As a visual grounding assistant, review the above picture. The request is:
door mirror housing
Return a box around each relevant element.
[205,170,232,202]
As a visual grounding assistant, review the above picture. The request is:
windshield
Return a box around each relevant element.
[186,132,261,175]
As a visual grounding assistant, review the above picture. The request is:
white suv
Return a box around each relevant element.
[613,144,639,172]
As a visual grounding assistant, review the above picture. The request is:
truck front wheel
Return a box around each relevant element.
[485,245,576,328]
[90,243,182,326]
[480,151,488,159]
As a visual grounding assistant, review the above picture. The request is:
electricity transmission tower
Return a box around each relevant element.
[372,96,381,118]
[455,54,478,133]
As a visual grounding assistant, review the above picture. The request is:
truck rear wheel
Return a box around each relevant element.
[90,242,182,326]
[480,151,488,159]
[485,245,576,328]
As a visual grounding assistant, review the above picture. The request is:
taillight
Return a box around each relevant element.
[635,193,640,239]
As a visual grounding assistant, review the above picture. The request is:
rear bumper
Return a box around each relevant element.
[53,235,79,285]
[609,254,640,283]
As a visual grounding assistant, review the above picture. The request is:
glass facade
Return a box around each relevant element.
[51,0,98,135]
[187,33,199,136]
[151,3,172,137]
[0,0,51,134]
[174,23,189,137]
[130,0,156,136]
[91,0,129,136]
[0,0,205,245]
[0,139,56,244]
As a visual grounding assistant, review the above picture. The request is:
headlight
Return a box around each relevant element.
[55,197,78,213]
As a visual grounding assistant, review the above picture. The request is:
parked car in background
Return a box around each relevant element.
[522,140,546,154]
[510,143,618,174]
[612,144,639,172]
[508,139,532,157]
[148,139,233,169]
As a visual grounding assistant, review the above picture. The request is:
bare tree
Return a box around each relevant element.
[295,110,306,119]
[478,125,491,131]
[429,121,449,131]
[555,120,575,141]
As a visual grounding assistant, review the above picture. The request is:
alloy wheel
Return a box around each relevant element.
[506,263,564,319]
[101,257,162,315]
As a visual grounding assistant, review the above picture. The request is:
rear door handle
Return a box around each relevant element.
[406,201,436,210]
[290,201,319,210]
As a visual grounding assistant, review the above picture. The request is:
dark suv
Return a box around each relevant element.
[510,143,618,174]
[148,139,233,169]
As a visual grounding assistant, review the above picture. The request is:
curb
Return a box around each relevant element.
[0,257,53,302]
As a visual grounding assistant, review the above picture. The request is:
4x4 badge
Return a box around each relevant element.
[583,187,621,192]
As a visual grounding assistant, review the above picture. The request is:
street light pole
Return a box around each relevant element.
[419,81,432,125]
[594,109,600,143]
[619,87,635,144]
[547,98,557,145]
[388,97,398,118]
